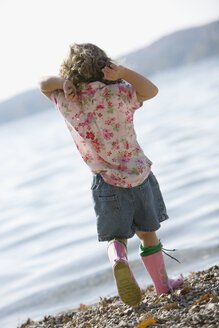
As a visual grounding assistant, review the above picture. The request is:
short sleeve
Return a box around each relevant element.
[50,90,64,107]
[123,84,143,111]
[108,83,142,112]
[50,90,79,127]
[50,90,72,115]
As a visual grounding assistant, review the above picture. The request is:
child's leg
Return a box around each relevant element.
[136,231,183,294]
[107,238,141,306]
[136,231,159,247]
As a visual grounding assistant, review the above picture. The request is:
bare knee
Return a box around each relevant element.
[136,231,159,247]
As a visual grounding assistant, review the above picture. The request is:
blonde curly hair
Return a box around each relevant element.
[59,43,123,89]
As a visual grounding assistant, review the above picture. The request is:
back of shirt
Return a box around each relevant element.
[51,81,152,187]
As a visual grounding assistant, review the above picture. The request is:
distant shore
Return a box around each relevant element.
[19,265,218,328]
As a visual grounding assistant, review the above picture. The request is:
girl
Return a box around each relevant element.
[39,43,183,306]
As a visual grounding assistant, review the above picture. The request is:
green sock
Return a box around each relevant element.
[109,238,127,249]
[139,241,162,257]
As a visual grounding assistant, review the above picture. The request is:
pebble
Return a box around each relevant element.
[18,265,219,328]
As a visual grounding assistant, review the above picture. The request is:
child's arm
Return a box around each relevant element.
[39,76,77,102]
[102,64,158,102]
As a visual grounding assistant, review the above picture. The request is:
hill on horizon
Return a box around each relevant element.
[0,19,218,124]
[120,19,219,76]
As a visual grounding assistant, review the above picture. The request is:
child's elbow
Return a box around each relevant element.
[38,76,54,92]
[143,86,159,101]
[151,86,159,98]
[38,78,52,100]
[38,78,47,92]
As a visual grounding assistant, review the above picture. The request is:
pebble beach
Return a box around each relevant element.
[19,265,218,328]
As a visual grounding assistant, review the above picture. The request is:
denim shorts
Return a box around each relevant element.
[91,171,169,241]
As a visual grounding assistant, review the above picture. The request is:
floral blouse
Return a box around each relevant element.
[51,82,152,188]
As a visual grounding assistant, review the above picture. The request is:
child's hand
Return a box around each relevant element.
[102,64,124,81]
[63,80,77,102]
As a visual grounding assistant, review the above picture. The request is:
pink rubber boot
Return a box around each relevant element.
[141,249,183,295]
[107,240,142,306]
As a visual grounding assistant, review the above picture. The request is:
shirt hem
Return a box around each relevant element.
[97,165,152,188]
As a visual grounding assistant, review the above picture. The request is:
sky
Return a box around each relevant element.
[0,0,219,102]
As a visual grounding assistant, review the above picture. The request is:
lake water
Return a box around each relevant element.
[0,57,219,328]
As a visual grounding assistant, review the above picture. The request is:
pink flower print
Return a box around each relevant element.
[128,90,132,99]
[125,141,129,150]
[105,118,115,126]
[83,153,93,162]
[110,174,122,183]
[85,86,96,97]
[86,132,95,140]
[120,157,129,163]
[138,159,144,173]
[97,155,103,161]
[112,158,116,162]
[132,104,139,110]
[120,151,130,163]
[111,140,120,150]
[118,102,123,108]
[125,110,133,122]
[96,104,105,110]
[118,164,127,171]
[108,101,113,107]
[75,113,80,119]
[92,138,101,153]
[103,90,110,98]
[103,129,114,140]
[135,146,140,154]
[127,184,132,188]
[107,151,112,156]
[84,119,89,126]
[105,119,112,126]
[115,123,120,129]
[87,112,95,121]
[118,85,126,94]
[127,115,133,122]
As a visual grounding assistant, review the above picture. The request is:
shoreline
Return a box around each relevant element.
[19,265,218,328]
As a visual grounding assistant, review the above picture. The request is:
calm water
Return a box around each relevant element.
[0,57,219,328]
